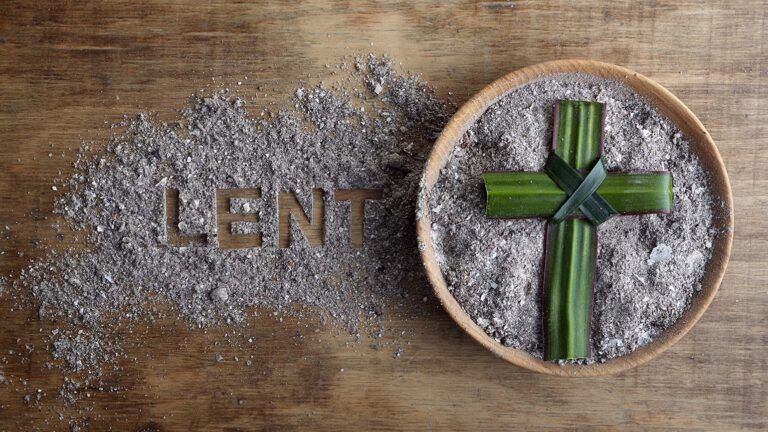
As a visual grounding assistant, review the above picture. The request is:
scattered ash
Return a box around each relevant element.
[427,74,722,362]
[51,331,117,373]
[13,54,452,376]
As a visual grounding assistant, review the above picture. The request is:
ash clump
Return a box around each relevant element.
[427,74,722,362]
[17,54,452,374]
[51,331,115,373]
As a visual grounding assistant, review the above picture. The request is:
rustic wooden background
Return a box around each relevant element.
[0,1,766,430]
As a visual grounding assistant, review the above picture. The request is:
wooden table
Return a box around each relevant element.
[0,1,765,430]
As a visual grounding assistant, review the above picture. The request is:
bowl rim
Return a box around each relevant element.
[416,59,734,377]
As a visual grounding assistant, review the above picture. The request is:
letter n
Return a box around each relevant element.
[278,189,324,248]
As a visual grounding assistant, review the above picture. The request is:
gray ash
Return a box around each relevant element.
[51,331,116,373]
[15,54,452,374]
[426,74,722,362]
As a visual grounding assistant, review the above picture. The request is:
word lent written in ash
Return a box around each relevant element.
[164,188,383,249]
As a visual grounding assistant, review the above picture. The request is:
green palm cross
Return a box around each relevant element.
[484,100,674,361]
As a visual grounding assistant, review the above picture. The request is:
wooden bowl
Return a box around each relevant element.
[416,60,734,377]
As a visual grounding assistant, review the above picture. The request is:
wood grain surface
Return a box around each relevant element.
[0,1,766,430]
